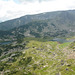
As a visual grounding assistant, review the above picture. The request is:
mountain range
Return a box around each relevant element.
[0,10,75,38]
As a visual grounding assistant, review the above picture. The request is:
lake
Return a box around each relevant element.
[51,38,75,43]
[0,41,12,45]
[52,38,67,43]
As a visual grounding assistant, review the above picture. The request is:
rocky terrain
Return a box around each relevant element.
[0,38,75,75]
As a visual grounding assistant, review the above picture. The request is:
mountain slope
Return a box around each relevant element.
[0,10,75,30]
[10,20,69,38]
[0,40,75,75]
[0,20,75,39]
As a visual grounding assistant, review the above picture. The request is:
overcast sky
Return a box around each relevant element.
[0,0,75,21]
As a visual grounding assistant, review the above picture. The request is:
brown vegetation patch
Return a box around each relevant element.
[67,52,75,59]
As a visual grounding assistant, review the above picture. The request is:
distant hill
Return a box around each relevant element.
[0,10,75,38]
[0,10,75,31]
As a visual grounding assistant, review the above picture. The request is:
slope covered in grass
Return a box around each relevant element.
[0,40,75,75]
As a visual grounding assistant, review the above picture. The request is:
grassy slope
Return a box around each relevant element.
[0,40,75,75]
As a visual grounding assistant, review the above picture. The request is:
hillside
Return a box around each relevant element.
[0,10,75,31]
[0,20,74,39]
[0,10,75,38]
[0,39,75,75]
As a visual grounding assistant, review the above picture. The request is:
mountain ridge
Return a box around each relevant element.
[0,10,75,38]
[0,10,75,30]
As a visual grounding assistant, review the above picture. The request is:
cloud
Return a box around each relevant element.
[18,0,50,3]
[0,0,75,21]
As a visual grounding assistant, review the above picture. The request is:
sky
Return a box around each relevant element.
[0,0,75,22]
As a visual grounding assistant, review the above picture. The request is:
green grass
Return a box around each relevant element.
[0,40,75,75]
[59,42,71,49]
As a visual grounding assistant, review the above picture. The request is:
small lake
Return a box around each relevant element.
[52,38,67,43]
[51,38,75,43]
[0,41,12,45]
